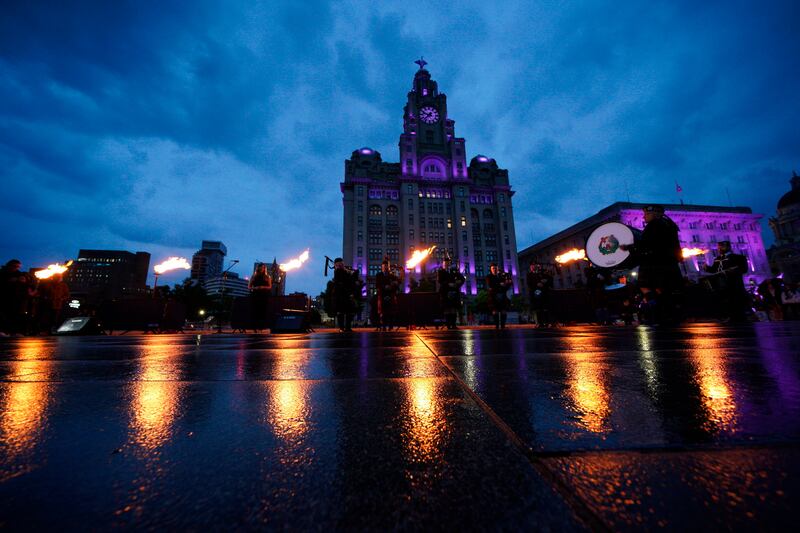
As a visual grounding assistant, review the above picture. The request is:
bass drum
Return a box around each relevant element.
[585,222,639,269]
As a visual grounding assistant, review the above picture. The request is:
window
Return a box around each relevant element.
[483,208,493,220]
[357,247,363,257]
[737,236,745,243]
[461,216,467,227]
[692,234,700,243]
[369,205,382,216]
[486,250,498,262]
[357,231,363,242]
[408,198,413,210]
[705,222,714,230]
[505,250,511,259]
[369,248,383,260]
[463,247,469,257]
[369,232,382,245]
[734,223,742,230]
[387,249,399,261]
[720,223,728,230]
[358,201,363,211]
[407,184,413,194]
[475,250,483,262]
[499,193,505,204]
[420,232,426,243]
[462,231,468,242]
[409,229,415,240]
[357,186,364,196]
[409,214,414,225]
[504,235,509,245]
[357,216,363,225]
[368,264,381,277]
[387,231,400,245]
[447,218,452,229]
[501,207,506,218]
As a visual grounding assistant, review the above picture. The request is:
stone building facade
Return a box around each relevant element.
[768,171,800,282]
[341,61,520,297]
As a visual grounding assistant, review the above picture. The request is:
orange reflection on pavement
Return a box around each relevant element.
[266,344,310,442]
[563,334,610,434]
[687,328,738,433]
[0,338,53,460]
[402,378,445,464]
[129,337,184,450]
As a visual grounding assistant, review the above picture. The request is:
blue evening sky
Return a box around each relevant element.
[1,0,798,294]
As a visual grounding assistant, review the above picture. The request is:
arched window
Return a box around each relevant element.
[369,205,382,216]
[386,205,398,217]
[483,208,494,220]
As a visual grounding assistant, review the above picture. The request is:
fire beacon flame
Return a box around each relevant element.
[279,249,310,272]
[682,247,708,259]
[153,257,191,275]
[406,246,437,270]
[34,261,73,280]
[555,249,587,265]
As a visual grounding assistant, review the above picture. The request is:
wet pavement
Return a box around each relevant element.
[1,323,798,530]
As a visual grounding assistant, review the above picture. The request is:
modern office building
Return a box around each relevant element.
[341,60,520,296]
[768,171,800,281]
[204,272,249,298]
[66,249,150,302]
[518,202,771,290]
[191,240,227,285]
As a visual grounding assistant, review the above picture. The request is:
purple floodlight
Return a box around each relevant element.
[360,148,373,155]
[476,156,489,162]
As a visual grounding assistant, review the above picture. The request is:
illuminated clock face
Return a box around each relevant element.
[419,106,439,124]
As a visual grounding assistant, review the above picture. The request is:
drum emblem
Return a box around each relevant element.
[598,234,620,255]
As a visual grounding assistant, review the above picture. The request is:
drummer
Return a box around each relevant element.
[620,204,683,325]
[705,240,750,322]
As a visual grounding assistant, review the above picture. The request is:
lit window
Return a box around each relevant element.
[461,216,467,227]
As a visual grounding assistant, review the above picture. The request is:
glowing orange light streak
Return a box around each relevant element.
[153,257,191,274]
[681,247,708,258]
[34,260,73,280]
[279,249,310,272]
[555,248,587,264]
[406,245,436,269]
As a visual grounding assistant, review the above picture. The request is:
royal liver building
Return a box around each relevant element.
[341,60,520,296]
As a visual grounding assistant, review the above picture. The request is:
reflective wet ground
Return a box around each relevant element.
[1,323,798,530]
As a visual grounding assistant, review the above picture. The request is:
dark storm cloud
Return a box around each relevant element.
[1,0,798,292]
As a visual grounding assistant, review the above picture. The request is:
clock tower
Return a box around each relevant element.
[399,59,468,180]
[341,59,520,313]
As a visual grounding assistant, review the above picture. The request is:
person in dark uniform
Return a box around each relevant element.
[486,262,513,329]
[621,205,683,325]
[248,263,273,332]
[705,240,750,322]
[526,262,553,327]
[437,255,465,329]
[331,258,359,332]
[375,258,402,331]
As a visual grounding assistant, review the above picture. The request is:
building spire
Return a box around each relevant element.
[414,57,428,70]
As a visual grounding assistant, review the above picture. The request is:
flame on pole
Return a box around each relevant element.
[406,245,436,270]
[555,248,586,265]
[35,260,73,280]
[153,257,191,274]
[681,247,708,259]
[279,249,310,272]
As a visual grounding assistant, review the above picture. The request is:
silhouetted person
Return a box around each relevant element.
[375,258,402,331]
[621,205,683,325]
[331,258,359,332]
[526,262,553,327]
[486,262,513,329]
[39,273,70,334]
[437,256,465,329]
[705,240,750,322]
[249,263,273,331]
[1,259,34,336]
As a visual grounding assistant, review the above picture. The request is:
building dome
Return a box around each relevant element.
[777,172,800,210]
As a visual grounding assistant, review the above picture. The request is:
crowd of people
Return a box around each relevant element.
[0,259,70,337]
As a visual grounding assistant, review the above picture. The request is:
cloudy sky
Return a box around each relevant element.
[1,0,798,293]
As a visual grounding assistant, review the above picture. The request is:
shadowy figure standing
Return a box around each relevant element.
[526,262,553,327]
[375,258,402,331]
[621,205,683,325]
[1,259,34,336]
[249,263,273,332]
[705,240,750,322]
[332,258,359,332]
[437,255,465,329]
[486,262,513,329]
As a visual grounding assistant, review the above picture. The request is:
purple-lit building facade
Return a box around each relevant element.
[341,62,520,298]
[768,172,800,282]
[518,202,771,290]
